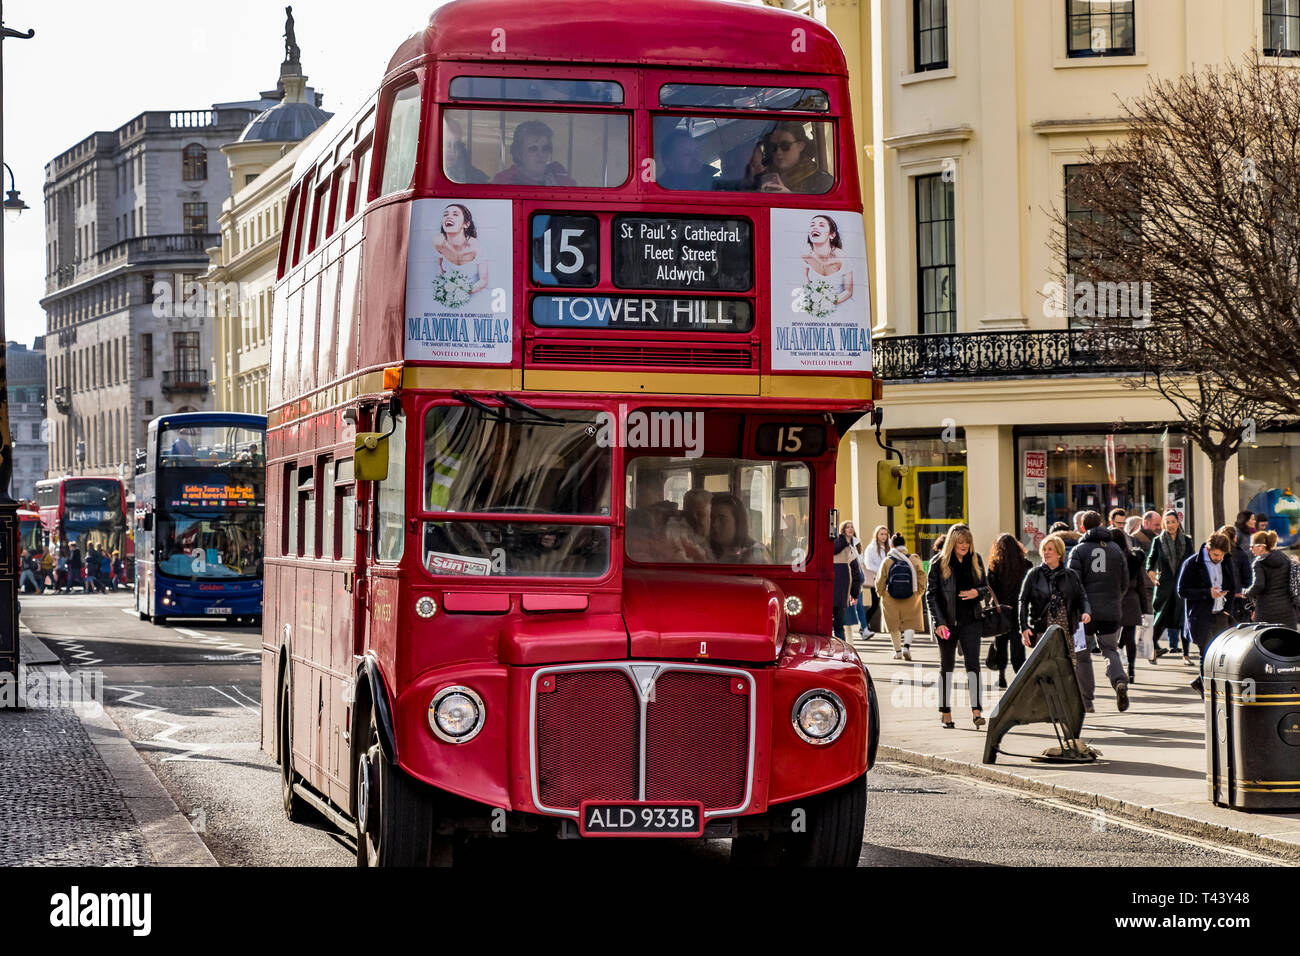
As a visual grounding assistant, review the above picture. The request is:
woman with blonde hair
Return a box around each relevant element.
[925,523,989,729]
[1245,529,1297,628]
[857,524,890,640]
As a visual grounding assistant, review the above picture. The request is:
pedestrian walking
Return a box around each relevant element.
[84,545,101,594]
[1018,533,1091,647]
[985,533,1031,688]
[1178,532,1237,697]
[1217,525,1250,623]
[1132,510,1162,554]
[1245,529,1298,628]
[1113,527,1152,684]
[55,546,69,593]
[18,550,41,594]
[877,532,926,662]
[832,520,863,640]
[113,551,126,587]
[69,545,84,593]
[1108,507,1128,535]
[1067,511,1131,712]
[1146,510,1192,661]
[858,525,890,639]
[40,548,54,590]
[925,524,989,730]
[101,550,116,592]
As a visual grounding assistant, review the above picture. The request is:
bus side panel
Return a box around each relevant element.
[312,567,335,792]
[293,566,315,780]
[357,201,410,370]
[260,567,280,754]
[330,567,354,807]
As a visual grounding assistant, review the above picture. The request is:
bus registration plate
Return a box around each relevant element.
[579,802,704,837]
[205,607,232,615]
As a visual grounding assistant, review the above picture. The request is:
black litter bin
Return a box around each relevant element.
[1205,623,1300,811]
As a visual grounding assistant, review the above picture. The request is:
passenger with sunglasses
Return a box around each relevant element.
[754,122,833,194]
[492,119,577,187]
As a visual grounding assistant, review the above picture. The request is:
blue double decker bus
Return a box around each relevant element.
[134,412,267,624]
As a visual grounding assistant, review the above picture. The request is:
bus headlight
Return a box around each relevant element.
[428,686,484,744]
[783,595,803,616]
[792,689,845,745]
[414,596,437,619]
[162,589,173,606]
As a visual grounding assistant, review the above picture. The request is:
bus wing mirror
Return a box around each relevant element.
[355,432,390,482]
[877,460,909,508]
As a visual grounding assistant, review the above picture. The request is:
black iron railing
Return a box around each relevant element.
[873,328,1151,381]
[160,369,209,394]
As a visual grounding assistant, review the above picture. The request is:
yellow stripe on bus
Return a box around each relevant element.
[523,370,760,395]
[764,375,872,401]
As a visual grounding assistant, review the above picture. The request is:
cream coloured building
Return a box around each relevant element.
[207,69,330,414]
[831,0,1300,558]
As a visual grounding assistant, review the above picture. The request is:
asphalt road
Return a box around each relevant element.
[21,592,1287,867]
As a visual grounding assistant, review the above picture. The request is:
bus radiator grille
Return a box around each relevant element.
[536,670,639,808]
[534,668,749,813]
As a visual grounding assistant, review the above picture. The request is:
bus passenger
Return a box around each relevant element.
[756,122,832,194]
[492,120,578,187]
[660,512,711,562]
[443,116,489,184]
[626,509,657,563]
[710,493,771,564]
[683,488,712,539]
[656,130,717,190]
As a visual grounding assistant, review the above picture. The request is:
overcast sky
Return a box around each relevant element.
[2,0,452,348]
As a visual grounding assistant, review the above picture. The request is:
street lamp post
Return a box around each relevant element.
[0,2,34,703]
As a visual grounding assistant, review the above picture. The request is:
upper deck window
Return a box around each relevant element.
[652,116,835,194]
[442,109,629,188]
[659,84,828,112]
[379,83,422,196]
[450,76,622,104]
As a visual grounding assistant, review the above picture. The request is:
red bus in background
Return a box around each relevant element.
[18,507,42,554]
[264,0,879,866]
[35,476,130,561]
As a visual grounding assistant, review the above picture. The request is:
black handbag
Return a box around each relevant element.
[979,587,1014,638]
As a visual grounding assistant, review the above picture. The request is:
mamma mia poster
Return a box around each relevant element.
[405,198,514,363]
[769,208,870,373]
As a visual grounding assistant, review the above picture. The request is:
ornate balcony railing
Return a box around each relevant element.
[873,328,1152,382]
[160,369,210,394]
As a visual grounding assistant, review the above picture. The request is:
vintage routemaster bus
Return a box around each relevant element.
[264,0,882,866]
[134,412,267,625]
[35,476,129,556]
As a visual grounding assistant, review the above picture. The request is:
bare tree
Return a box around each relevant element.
[1046,53,1299,528]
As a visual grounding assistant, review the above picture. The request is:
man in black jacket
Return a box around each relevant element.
[1067,511,1132,712]
[1179,533,1235,697]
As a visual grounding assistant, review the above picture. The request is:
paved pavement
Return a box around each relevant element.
[0,620,216,866]
[853,627,1300,860]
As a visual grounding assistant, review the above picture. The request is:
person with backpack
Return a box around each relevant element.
[985,533,1030,687]
[877,532,926,662]
[1066,511,1131,712]
[1113,528,1153,684]
[832,520,863,640]
[858,524,890,639]
[1245,529,1297,629]
[1179,532,1236,697]
[925,523,989,729]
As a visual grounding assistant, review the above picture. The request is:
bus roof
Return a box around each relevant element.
[390,0,847,77]
[151,412,268,430]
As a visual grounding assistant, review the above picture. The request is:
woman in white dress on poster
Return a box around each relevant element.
[434,203,489,301]
[801,214,854,308]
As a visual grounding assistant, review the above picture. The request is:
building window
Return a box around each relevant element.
[183,202,208,233]
[1064,163,1141,326]
[915,173,956,334]
[183,144,207,181]
[914,0,949,72]
[1067,0,1135,58]
[141,333,154,379]
[1265,0,1300,56]
[173,332,200,373]
[144,399,153,415]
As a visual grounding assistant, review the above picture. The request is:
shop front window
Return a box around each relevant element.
[888,434,967,561]
[1237,438,1300,554]
[1018,432,1190,555]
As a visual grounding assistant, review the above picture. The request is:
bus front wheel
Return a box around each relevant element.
[355,708,451,867]
[731,773,867,867]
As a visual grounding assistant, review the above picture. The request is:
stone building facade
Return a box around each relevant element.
[6,338,47,501]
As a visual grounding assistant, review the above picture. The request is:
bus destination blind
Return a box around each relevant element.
[173,484,260,508]
[531,295,752,332]
[613,216,751,292]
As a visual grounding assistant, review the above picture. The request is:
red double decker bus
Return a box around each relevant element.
[35,476,130,557]
[264,0,881,865]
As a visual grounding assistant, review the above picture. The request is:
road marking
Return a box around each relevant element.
[50,638,103,667]
[879,762,1284,864]
[107,685,209,762]
[207,685,258,714]
[120,608,138,617]
[231,685,259,707]
[176,628,205,638]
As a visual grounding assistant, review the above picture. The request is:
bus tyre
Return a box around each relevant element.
[730,773,867,867]
[355,708,451,867]
[138,611,149,622]
[280,683,310,822]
